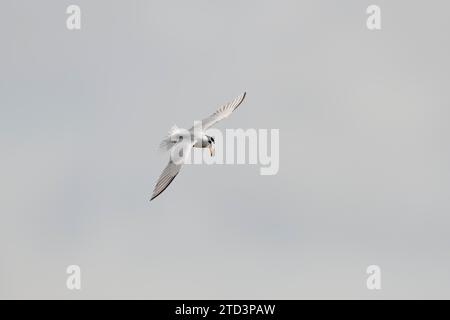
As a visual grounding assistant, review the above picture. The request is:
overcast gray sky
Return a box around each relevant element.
[1,0,450,299]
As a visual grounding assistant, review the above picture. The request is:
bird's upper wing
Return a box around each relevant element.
[150,142,193,201]
[196,92,247,130]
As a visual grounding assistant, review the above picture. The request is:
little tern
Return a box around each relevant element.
[150,92,247,201]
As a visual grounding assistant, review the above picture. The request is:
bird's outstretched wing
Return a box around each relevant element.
[197,92,246,130]
[150,142,192,201]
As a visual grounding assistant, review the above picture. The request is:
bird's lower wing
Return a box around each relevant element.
[150,142,192,201]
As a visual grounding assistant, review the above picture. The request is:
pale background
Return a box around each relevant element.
[1,0,450,299]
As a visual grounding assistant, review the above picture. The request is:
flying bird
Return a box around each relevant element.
[150,92,247,201]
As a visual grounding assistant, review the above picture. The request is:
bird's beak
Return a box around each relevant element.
[208,144,215,157]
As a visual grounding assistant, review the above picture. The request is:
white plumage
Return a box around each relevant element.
[151,92,247,201]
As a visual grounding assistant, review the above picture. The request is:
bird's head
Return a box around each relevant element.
[207,136,215,157]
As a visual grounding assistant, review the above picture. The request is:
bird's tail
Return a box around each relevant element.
[159,125,181,152]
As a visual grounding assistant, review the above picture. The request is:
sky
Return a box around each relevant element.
[1,0,450,299]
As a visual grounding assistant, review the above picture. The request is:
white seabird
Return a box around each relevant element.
[150,92,247,201]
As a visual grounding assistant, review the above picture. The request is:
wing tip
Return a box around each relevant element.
[235,91,247,110]
[149,174,178,202]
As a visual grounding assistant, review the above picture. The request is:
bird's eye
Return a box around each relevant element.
[211,137,215,143]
